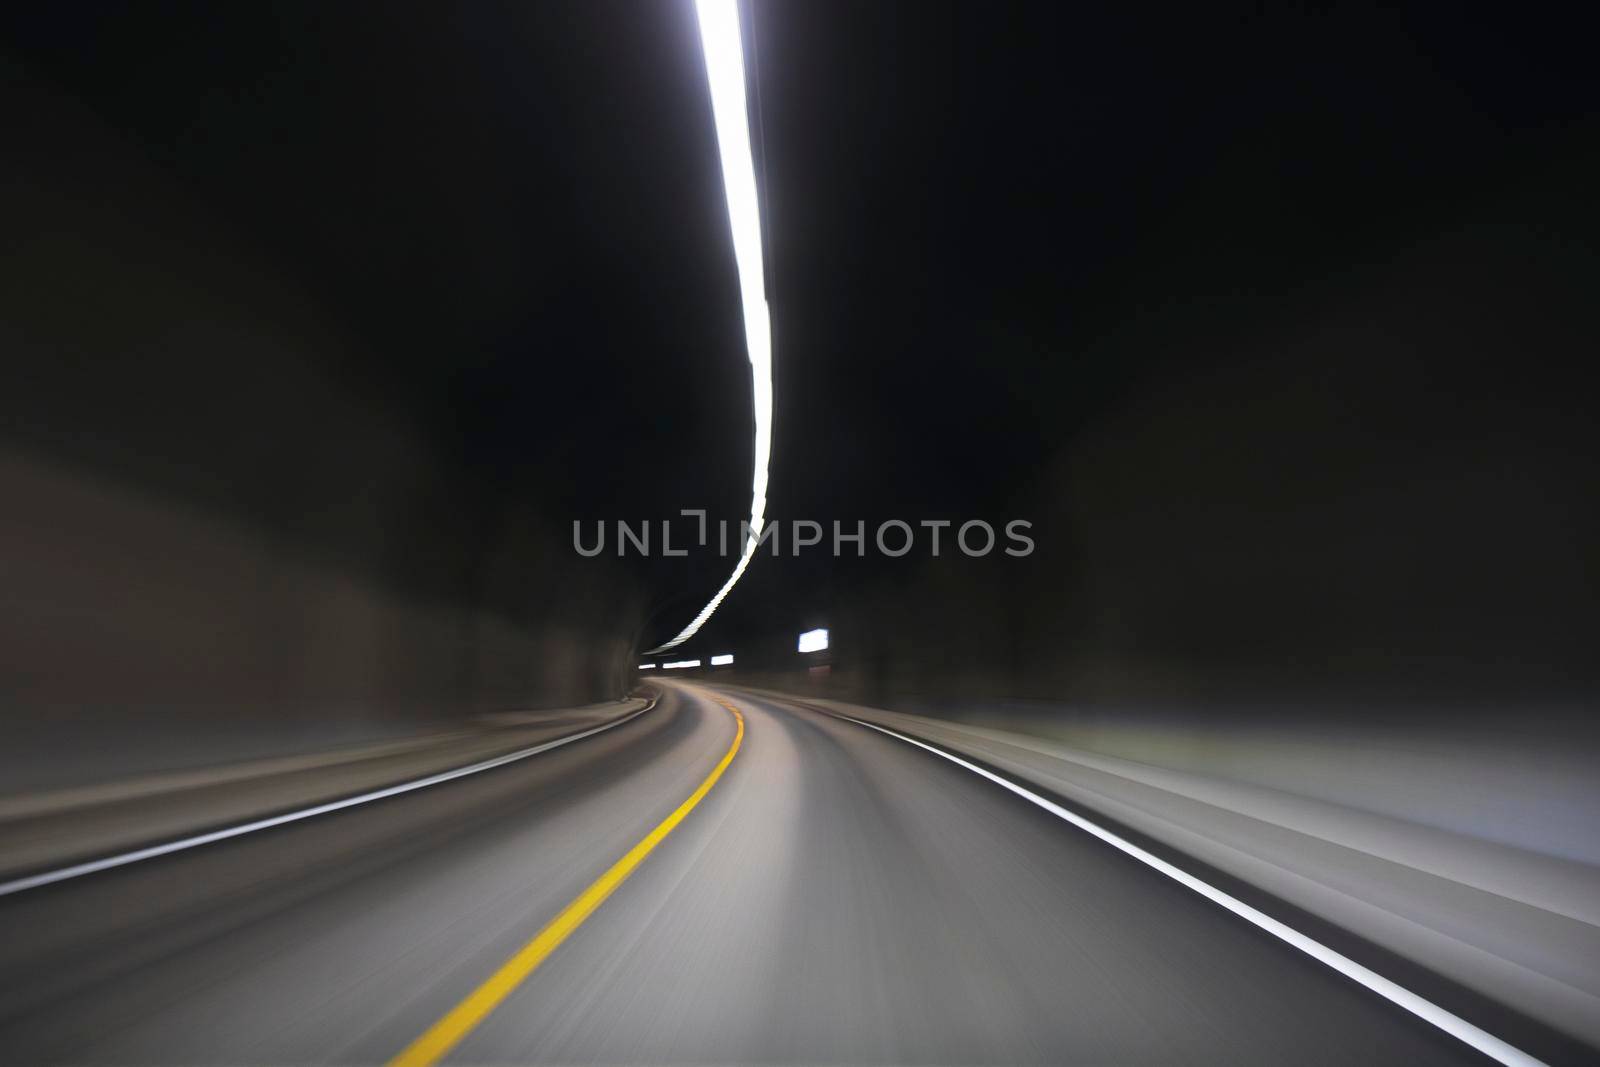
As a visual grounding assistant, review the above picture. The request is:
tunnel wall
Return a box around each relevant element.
[709,174,1600,863]
[800,165,1596,709]
[0,85,642,788]
[0,451,638,787]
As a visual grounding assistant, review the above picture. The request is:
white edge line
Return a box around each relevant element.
[832,712,1546,1067]
[0,696,659,899]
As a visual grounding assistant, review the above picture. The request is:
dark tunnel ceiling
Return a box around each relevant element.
[3,1,1596,654]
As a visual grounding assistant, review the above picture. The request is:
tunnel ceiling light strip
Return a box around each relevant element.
[834,713,1548,1067]
[645,0,773,656]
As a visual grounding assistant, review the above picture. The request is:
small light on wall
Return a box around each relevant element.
[798,628,829,653]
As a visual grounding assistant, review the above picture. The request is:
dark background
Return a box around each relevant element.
[3,1,1597,740]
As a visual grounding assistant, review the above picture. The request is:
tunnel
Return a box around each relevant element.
[2,3,1597,1065]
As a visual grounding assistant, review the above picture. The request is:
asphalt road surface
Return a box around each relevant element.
[0,681,1489,1065]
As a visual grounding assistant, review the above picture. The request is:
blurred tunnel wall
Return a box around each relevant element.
[852,184,1594,712]
[718,164,1600,862]
[0,85,641,784]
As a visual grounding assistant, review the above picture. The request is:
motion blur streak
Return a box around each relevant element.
[834,713,1547,1067]
[0,682,1539,1063]
[646,0,774,655]
[387,699,745,1067]
[0,699,657,898]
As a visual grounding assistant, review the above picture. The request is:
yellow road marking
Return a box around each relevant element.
[387,696,745,1067]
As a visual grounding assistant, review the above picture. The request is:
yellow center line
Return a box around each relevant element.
[387,695,745,1067]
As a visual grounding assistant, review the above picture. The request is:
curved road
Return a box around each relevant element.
[0,682,1487,1064]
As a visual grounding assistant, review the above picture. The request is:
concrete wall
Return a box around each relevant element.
[713,166,1599,771]
[0,451,638,787]
[752,167,1599,716]
[0,83,642,787]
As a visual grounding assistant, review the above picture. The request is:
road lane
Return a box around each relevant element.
[0,686,733,1063]
[0,681,1489,1064]
[446,683,1484,1066]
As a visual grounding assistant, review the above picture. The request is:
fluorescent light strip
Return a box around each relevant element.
[646,0,772,655]
[834,713,1547,1067]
